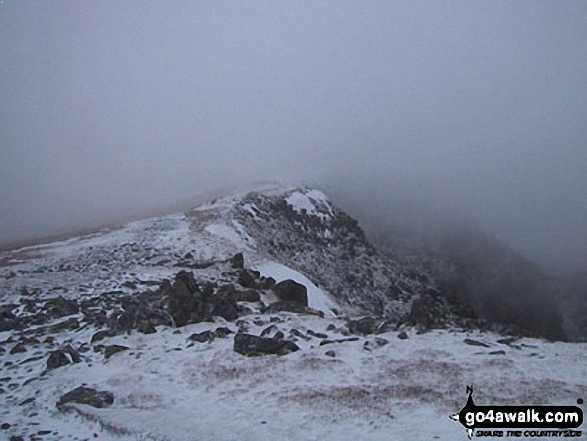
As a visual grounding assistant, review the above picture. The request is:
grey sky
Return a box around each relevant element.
[1,1,586,271]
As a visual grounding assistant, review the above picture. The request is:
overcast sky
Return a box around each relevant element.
[1,1,586,271]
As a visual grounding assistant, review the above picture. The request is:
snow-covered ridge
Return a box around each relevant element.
[1,186,585,440]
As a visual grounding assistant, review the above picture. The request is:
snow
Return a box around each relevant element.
[205,223,254,248]
[253,260,339,314]
[285,189,333,221]
[1,185,586,441]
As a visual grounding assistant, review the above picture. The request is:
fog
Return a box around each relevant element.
[1,1,586,273]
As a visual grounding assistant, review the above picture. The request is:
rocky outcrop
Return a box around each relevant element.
[233,333,299,356]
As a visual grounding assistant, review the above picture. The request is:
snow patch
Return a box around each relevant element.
[253,260,338,314]
[205,223,255,248]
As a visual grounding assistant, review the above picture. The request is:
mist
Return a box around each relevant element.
[1,1,586,274]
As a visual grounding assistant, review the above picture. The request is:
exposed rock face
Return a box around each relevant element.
[56,387,114,409]
[272,279,308,306]
[233,333,299,356]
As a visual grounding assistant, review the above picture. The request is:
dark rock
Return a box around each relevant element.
[165,271,200,327]
[326,324,336,331]
[104,345,129,359]
[273,331,284,340]
[0,305,19,331]
[49,318,79,332]
[489,350,506,355]
[348,317,377,336]
[1,422,11,429]
[234,290,261,303]
[10,343,27,354]
[319,337,359,346]
[19,397,34,405]
[188,331,214,343]
[307,330,328,339]
[10,436,24,441]
[57,386,114,409]
[62,344,81,363]
[211,289,238,321]
[273,280,308,306]
[91,330,109,343]
[408,294,447,329]
[497,337,517,345]
[44,296,79,318]
[325,350,336,357]
[229,252,244,269]
[137,322,157,334]
[290,329,310,341]
[258,276,276,290]
[397,331,408,340]
[463,338,491,348]
[233,333,299,357]
[260,325,277,337]
[214,327,233,338]
[45,345,80,371]
[238,270,258,289]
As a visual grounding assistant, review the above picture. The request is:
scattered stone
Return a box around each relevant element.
[272,280,308,306]
[325,350,336,357]
[463,338,491,348]
[10,343,27,354]
[488,350,506,355]
[497,337,517,345]
[104,345,129,359]
[397,331,408,340]
[319,337,359,346]
[326,324,336,331]
[1,422,11,429]
[91,330,109,343]
[260,325,277,337]
[307,330,328,339]
[214,327,233,338]
[46,350,71,371]
[188,331,214,343]
[19,397,35,405]
[57,386,114,409]
[233,333,299,357]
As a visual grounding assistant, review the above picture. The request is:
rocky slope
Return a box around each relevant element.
[0,185,584,440]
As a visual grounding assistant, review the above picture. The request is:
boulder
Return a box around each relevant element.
[211,289,238,321]
[188,331,214,343]
[229,252,244,269]
[46,345,80,370]
[56,386,114,409]
[233,333,299,357]
[104,345,129,359]
[237,269,258,289]
[47,351,70,370]
[272,280,308,306]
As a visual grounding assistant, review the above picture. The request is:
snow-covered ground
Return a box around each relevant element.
[0,186,585,440]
